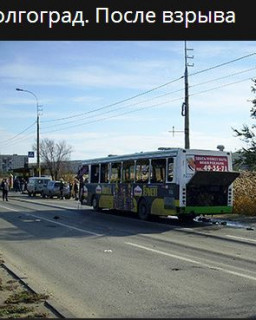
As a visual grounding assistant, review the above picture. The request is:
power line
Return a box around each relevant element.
[41,76,184,123]
[0,121,36,145]
[41,66,256,131]
[1,75,253,150]
[189,52,256,77]
[41,75,254,135]
[41,87,184,130]
[2,63,254,146]
[190,76,253,98]
[2,52,255,149]
[1,133,36,148]
[190,66,256,89]
[41,52,256,124]
[42,96,182,134]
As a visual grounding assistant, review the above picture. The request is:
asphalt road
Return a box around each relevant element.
[0,193,256,318]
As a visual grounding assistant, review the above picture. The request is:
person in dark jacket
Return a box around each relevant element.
[74,181,79,200]
[59,179,64,200]
[1,178,9,201]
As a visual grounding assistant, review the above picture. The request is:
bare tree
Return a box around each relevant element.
[34,138,73,180]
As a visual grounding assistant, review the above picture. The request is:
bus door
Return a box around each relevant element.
[116,161,136,211]
[111,162,126,210]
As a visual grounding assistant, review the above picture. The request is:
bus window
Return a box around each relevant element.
[136,159,149,183]
[151,159,166,183]
[122,161,135,183]
[83,172,89,183]
[110,163,121,183]
[81,165,89,183]
[91,164,99,183]
[168,158,174,182]
[100,163,109,183]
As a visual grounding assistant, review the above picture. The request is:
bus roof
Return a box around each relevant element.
[80,148,231,166]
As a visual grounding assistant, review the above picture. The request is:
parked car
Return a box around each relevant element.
[27,176,52,197]
[41,180,71,199]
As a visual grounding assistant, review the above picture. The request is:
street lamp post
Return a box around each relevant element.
[16,88,41,177]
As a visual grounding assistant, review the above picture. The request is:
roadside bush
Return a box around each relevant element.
[233,171,256,215]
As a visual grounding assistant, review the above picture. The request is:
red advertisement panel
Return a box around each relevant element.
[186,155,229,173]
[194,155,228,172]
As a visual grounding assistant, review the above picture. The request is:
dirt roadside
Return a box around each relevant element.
[0,256,59,318]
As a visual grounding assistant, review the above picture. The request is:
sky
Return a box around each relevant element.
[0,41,255,161]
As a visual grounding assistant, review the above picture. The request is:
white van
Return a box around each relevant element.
[27,176,52,196]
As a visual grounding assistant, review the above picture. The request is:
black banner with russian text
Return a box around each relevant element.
[0,0,254,40]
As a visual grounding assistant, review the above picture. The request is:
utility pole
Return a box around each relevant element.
[16,88,42,177]
[36,108,40,177]
[182,41,194,149]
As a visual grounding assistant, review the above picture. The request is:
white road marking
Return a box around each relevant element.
[0,205,17,212]
[225,234,256,243]
[10,197,81,211]
[126,242,256,282]
[2,204,256,281]
[0,204,102,237]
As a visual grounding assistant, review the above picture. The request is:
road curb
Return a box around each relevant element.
[1,261,75,319]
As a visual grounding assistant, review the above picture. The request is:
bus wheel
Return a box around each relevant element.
[92,196,101,211]
[138,200,150,220]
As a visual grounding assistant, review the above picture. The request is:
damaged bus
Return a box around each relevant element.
[77,148,239,221]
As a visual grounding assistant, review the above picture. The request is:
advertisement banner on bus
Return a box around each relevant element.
[186,155,228,174]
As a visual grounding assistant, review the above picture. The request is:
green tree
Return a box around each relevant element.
[34,138,73,180]
[233,79,256,170]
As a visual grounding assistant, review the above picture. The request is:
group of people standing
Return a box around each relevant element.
[13,177,27,192]
[1,176,28,201]
[59,179,79,200]
[68,180,79,200]
[1,176,81,202]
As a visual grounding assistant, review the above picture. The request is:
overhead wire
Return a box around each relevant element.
[42,75,254,134]
[2,52,256,148]
[42,96,183,134]
[41,66,256,133]
[41,76,184,123]
[189,52,256,78]
[1,133,37,148]
[0,121,36,146]
[41,52,256,124]
[190,77,254,98]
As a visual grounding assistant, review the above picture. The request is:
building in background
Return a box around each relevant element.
[0,153,83,178]
[0,154,29,174]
